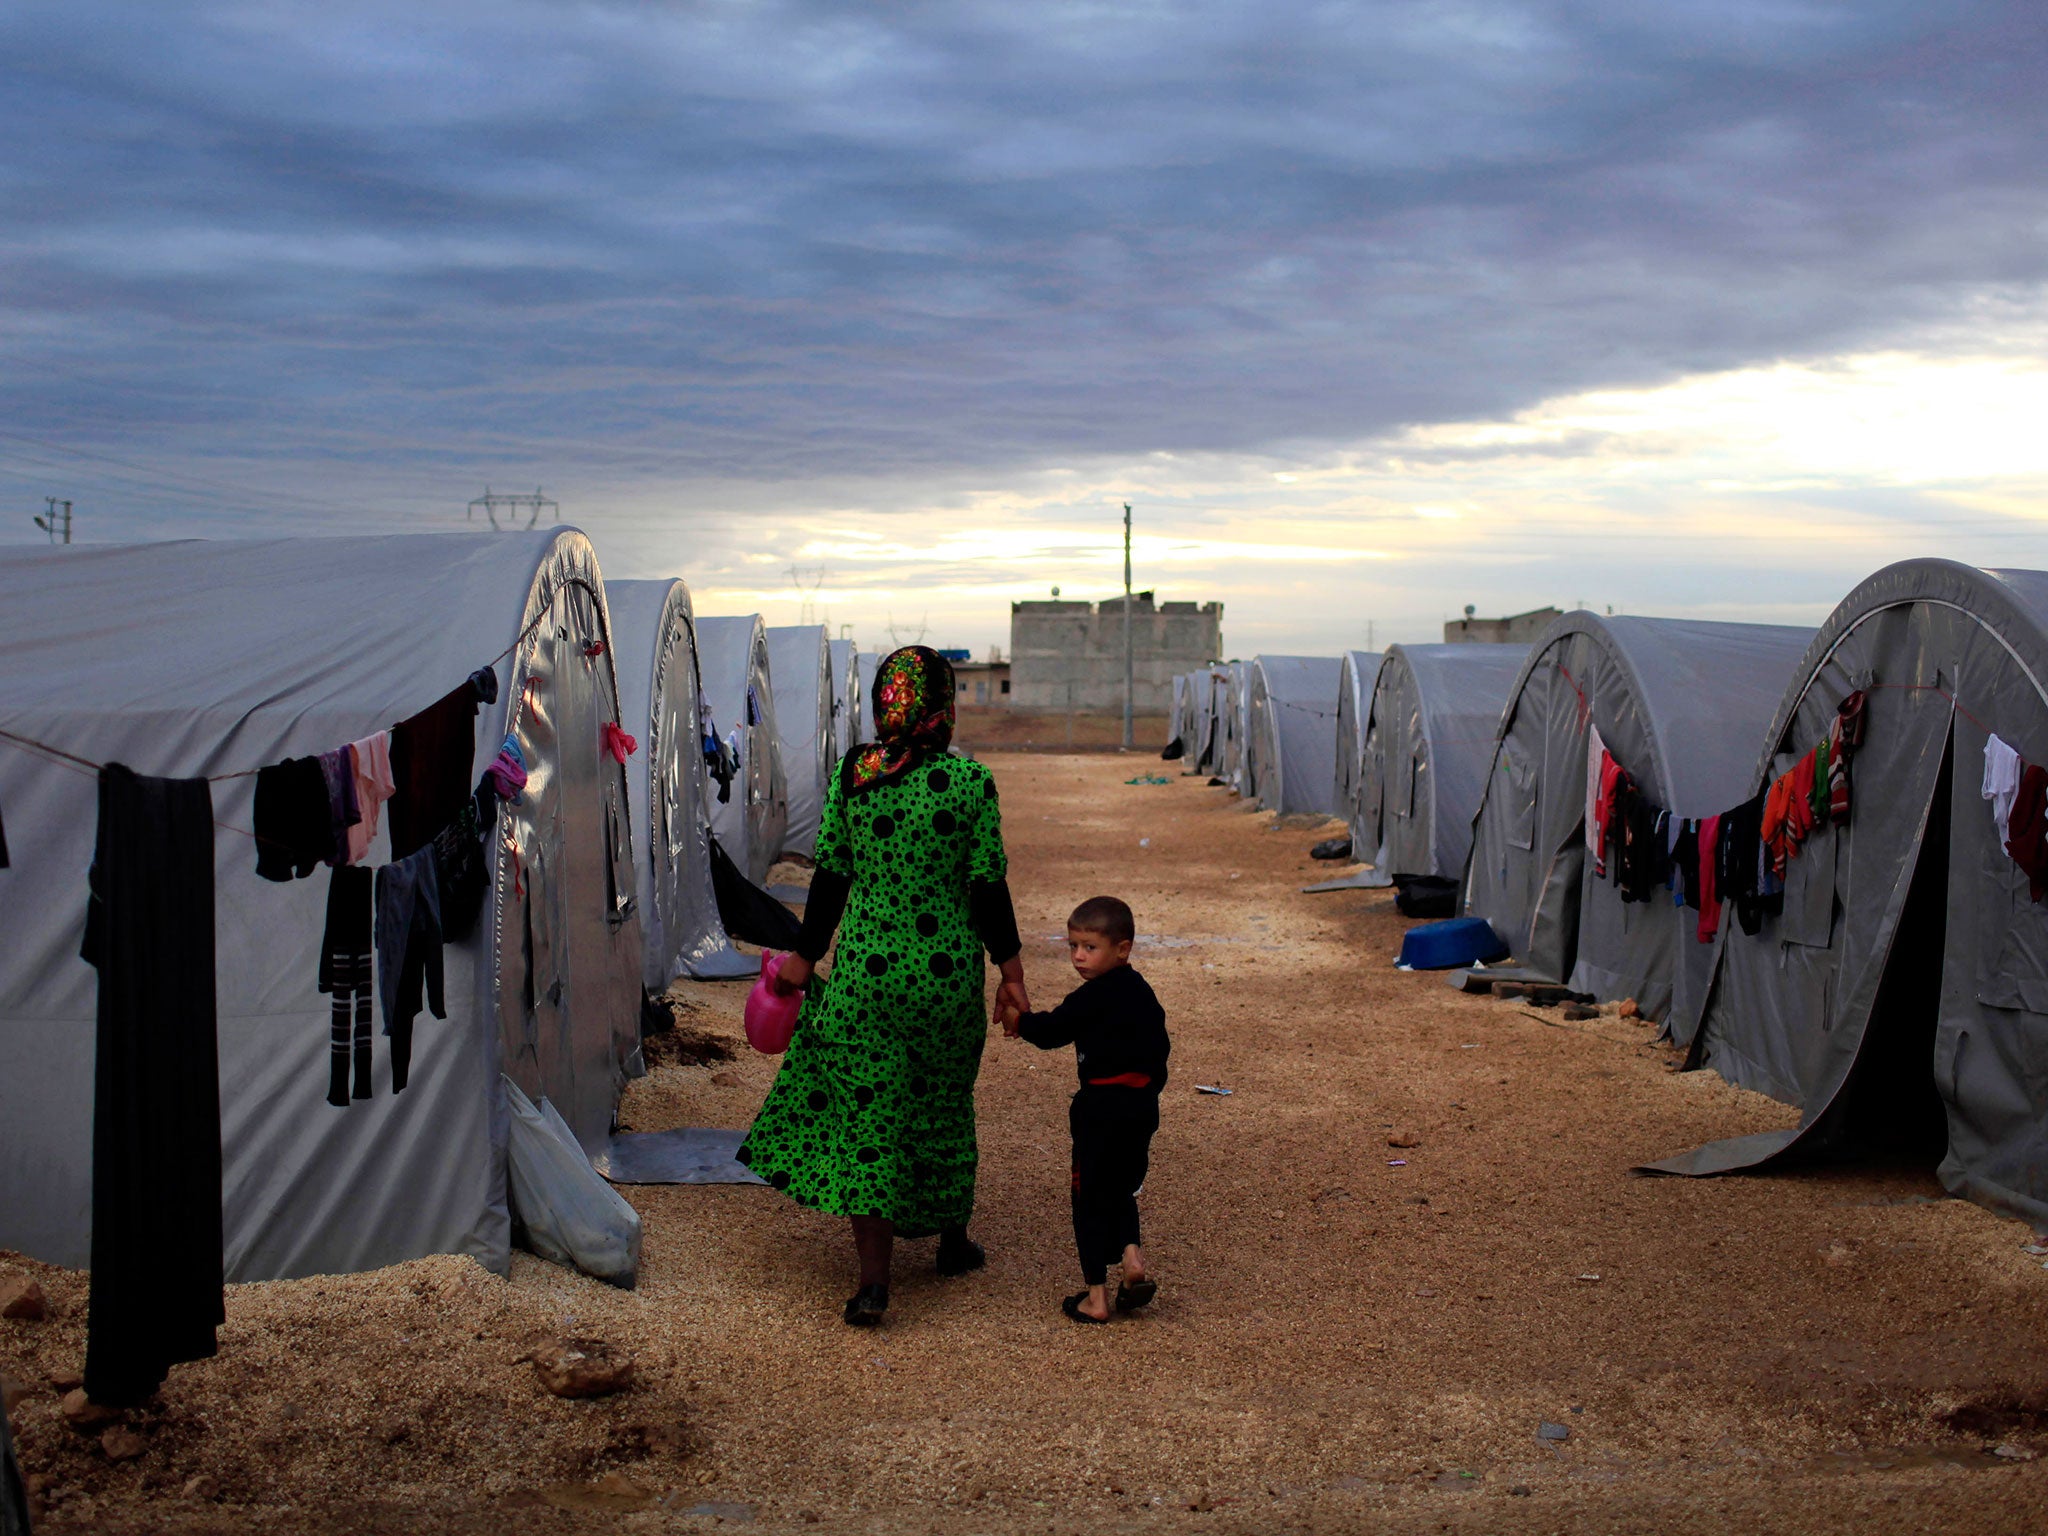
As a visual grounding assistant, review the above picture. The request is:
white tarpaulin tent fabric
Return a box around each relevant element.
[605,580,753,986]
[1245,655,1343,816]
[765,625,833,860]
[1358,644,1527,881]
[1462,614,1812,1030]
[1335,651,1385,849]
[829,639,861,758]
[1649,561,2048,1232]
[0,530,642,1281]
[694,615,787,885]
[1167,674,1191,754]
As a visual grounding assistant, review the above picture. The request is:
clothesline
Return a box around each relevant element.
[0,608,591,856]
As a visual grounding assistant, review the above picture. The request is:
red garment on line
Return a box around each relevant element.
[2006,763,2048,903]
[1595,751,1625,877]
[1696,813,1723,943]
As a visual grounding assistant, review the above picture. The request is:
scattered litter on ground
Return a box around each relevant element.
[1387,1159,1408,1167]
[1195,1084,1233,1096]
[1578,1273,1603,1283]
[1537,1422,1571,1442]
[1124,774,1172,785]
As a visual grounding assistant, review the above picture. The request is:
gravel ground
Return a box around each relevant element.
[6,752,2048,1534]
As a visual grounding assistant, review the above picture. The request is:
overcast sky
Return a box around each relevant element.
[5,1,2047,655]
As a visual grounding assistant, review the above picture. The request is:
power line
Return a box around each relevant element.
[0,429,394,522]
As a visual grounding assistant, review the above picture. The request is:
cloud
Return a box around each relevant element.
[3,2,2048,652]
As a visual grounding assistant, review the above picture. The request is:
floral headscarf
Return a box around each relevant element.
[844,645,956,796]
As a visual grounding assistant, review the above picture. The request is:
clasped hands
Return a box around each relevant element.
[768,951,1031,1037]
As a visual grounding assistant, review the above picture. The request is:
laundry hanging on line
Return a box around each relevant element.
[1586,687,1868,943]
[81,764,225,1407]
[319,865,376,1107]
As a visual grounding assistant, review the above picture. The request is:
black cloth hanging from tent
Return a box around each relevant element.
[706,836,802,951]
[80,764,224,1408]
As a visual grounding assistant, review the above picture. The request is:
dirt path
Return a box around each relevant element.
[7,752,2048,1533]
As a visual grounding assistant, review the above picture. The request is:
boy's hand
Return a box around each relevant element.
[998,1002,1023,1038]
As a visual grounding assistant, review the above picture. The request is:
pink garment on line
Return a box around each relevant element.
[601,722,638,763]
[345,732,396,865]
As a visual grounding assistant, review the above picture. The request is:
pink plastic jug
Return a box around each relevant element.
[744,950,802,1054]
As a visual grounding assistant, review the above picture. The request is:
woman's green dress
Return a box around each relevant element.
[737,753,1007,1236]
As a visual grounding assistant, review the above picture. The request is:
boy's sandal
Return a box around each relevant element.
[1061,1292,1110,1326]
[1115,1277,1158,1312]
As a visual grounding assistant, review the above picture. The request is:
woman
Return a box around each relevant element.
[738,647,1029,1325]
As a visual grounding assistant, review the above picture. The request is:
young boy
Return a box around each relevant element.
[1001,896,1170,1325]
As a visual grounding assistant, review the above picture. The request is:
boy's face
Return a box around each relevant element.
[1067,926,1133,980]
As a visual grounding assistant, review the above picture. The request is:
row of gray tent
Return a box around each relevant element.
[0,530,876,1283]
[1171,558,2048,1231]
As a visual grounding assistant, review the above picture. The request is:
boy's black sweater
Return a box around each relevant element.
[1016,965,1170,1092]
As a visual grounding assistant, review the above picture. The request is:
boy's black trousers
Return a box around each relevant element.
[1069,1086,1160,1285]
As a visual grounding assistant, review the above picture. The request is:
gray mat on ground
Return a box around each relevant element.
[1302,868,1393,893]
[595,1128,767,1186]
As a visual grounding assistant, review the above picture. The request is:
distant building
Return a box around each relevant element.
[1009,594,1223,712]
[954,654,1012,707]
[1445,605,1562,644]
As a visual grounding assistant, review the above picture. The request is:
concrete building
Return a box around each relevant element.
[1445,605,1562,644]
[954,657,1012,707]
[1009,594,1223,712]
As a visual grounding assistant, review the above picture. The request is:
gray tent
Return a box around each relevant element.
[606,580,754,986]
[1462,614,1812,1029]
[765,625,833,860]
[1188,664,1228,773]
[1216,661,1252,793]
[1651,560,2048,1231]
[695,615,788,885]
[0,531,641,1281]
[1334,651,1385,849]
[1245,655,1343,816]
[1358,643,1527,880]
[855,651,881,742]
[828,638,861,759]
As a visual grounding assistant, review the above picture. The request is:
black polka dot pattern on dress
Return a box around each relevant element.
[737,751,1008,1238]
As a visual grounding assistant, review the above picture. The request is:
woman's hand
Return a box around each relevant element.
[992,955,1029,1030]
[771,952,814,996]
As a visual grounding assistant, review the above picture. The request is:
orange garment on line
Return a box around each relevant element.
[1761,749,1820,879]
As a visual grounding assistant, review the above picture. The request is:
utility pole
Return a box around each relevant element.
[1122,501,1134,750]
[33,497,72,544]
[467,487,558,530]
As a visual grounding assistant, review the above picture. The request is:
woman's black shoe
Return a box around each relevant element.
[843,1284,889,1326]
[935,1233,986,1276]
